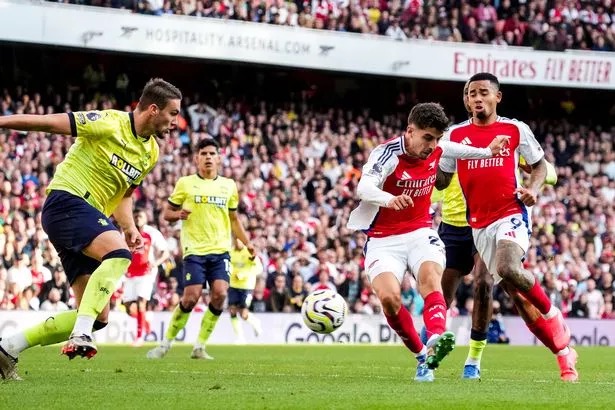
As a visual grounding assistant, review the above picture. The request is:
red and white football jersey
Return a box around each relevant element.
[439,117,544,229]
[126,231,152,278]
[348,135,494,237]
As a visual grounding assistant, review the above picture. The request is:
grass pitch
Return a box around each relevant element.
[1,345,612,409]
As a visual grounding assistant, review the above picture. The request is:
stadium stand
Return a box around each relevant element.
[45,0,615,51]
[0,44,613,319]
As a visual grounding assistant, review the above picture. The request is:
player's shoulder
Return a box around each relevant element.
[497,116,532,132]
[215,176,238,188]
[93,109,128,124]
[444,119,472,139]
[370,136,405,162]
[448,119,472,132]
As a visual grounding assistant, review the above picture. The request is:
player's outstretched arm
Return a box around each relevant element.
[440,136,509,159]
[0,113,72,135]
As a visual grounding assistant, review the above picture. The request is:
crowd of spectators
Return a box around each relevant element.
[47,0,615,51]
[0,68,613,320]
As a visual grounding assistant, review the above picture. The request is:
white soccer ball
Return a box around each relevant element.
[301,289,348,334]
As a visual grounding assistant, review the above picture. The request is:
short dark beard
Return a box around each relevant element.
[475,111,487,120]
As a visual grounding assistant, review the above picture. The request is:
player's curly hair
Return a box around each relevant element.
[138,78,182,110]
[407,102,449,132]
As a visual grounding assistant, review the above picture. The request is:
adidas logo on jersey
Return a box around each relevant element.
[461,137,472,145]
[401,171,412,180]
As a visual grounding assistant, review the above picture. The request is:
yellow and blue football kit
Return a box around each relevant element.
[228,247,263,308]
[42,110,159,282]
[168,174,239,286]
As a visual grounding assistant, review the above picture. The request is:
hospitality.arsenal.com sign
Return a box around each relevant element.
[0,0,613,89]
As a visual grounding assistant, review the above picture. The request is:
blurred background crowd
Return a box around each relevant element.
[0,41,613,322]
[47,0,615,51]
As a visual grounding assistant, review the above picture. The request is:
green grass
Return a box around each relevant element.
[1,345,613,409]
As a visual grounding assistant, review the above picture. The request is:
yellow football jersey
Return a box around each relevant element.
[47,110,159,216]
[437,173,468,227]
[168,174,239,257]
[230,247,263,290]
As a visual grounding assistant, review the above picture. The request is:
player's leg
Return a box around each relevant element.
[129,297,147,346]
[133,276,153,346]
[493,218,569,340]
[122,278,140,345]
[228,303,245,343]
[240,292,261,337]
[463,255,493,379]
[147,256,204,359]
[408,229,455,370]
[38,192,131,358]
[491,216,577,381]
[228,287,249,343]
[366,236,430,381]
[500,280,577,381]
[438,224,485,378]
[0,266,110,378]
[439,223,473,309]
[193,253,231,359]
[59,230,131,358]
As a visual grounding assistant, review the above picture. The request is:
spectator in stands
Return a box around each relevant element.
[40,288,70,311]
[267,273,291,312]
[1,58,614,325]
[38,265,71,306]
[287,274,308,312]
[45,0,615,51]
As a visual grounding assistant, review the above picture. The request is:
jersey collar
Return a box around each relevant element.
[196,172,218,181]
[399,135,408,155]
[129,112,151,141]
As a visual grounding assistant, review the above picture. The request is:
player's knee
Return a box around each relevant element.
[240,310,249,320]
[103,248,132,261]
[180,299,197,312]
[211,291,227,307]
[379,293,401,315]
[496,263,518,281]
[474,272,494,291]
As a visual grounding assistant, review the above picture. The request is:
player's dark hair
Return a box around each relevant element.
[138,78,182,110]
[133,207,146,215]
[196,138,220,152]
[407,102,449,132]
[468,72,500,90]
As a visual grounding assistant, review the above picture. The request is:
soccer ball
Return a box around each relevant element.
[301,289,348,334]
